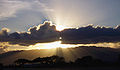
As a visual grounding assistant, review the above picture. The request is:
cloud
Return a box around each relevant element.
[0,0,55,32]
[0,21,59,45]
[0,42,28,54]
[0,42,11,54]
[1,21,120,45]
[32,0,54,12]
[61,25,120,44]
[28,21,59,40]
[0,28,10,37]
[0,0,53,20]
[0,0,29,20]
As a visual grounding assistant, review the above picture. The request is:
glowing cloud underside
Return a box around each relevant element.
[29,41,78,50]
[1,41,120,54]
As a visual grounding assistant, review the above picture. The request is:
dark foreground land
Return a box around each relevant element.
[1,57,120,70]
[1,52,120,70]
[1,55,120,70]
[3,67,120,70]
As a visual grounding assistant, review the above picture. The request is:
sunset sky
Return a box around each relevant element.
[1,0,120,66]
[0,0,120,54]
[0,0,120,32]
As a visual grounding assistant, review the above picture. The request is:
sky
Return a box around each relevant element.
[0,0,120,54]
[0,0,120,32]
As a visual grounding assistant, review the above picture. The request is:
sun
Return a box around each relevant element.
[56,25,65,31]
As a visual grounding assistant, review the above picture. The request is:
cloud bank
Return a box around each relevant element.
[0,21,59,45]
[1,21,120,45]
[61,25,120,44]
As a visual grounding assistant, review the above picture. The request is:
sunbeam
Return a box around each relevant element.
[29,41,78,50]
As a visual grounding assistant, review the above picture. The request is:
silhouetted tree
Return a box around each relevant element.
[12,55,108,67]
[51,55,65,64]
[75,56,104,66]
[32,55,65,65]
[75,56,94,66]
[32,57,42,63]
[14,59,30,65]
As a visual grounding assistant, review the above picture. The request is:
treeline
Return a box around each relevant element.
[1,55,120,68]
[14,55,65,67]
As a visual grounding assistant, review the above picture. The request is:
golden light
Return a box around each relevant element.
[29,41,78,50]
[44,41,73,48]
[56,25,65,31]
[54,19,73,31]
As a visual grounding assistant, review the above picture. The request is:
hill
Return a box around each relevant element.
[0,46,120,65]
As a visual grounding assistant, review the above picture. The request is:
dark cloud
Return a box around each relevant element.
[1,21,120,45]
[0,28,9,38]
[0,21,59,45]
[28,21,59,40]
[61,25,120,44]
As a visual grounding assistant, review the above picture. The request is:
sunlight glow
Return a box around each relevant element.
[56,25,65,31]
[29,41,78,50]
[2,41,120,53]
